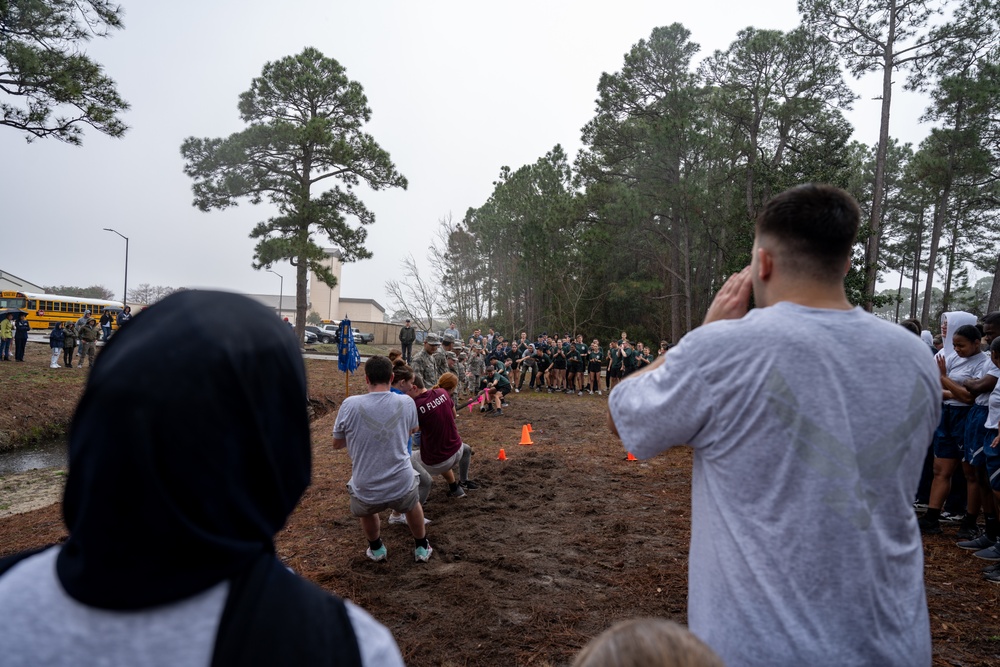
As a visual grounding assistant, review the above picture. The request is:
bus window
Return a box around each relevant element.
[28,300,36,309]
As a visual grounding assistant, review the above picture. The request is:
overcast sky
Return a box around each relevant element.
[1,0,933,309]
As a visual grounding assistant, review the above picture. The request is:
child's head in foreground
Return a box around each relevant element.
[573,618,724,667]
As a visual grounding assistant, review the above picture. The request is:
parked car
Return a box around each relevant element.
[352,328,375,344]
[318,324,341,343]
[305,325,336,344]
[303,329,318,345]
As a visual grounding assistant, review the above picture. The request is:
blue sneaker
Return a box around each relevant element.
[973,544,1000,561]
[366,545,388,562]
[414,544,433,563]
[957,534,995,550]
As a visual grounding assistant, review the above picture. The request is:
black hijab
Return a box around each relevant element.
[57,290,312,610]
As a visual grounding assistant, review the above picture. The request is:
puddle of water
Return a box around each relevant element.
[0,440,68,475]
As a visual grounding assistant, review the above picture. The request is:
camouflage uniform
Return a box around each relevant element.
[411,334,443,387]
[468,353,486,393]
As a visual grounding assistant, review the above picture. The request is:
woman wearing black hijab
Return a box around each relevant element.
[0,291,403,666]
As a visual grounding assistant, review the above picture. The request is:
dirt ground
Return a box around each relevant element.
[2,343,1000,665]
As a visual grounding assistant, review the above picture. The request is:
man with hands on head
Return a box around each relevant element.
[607,184,940,667]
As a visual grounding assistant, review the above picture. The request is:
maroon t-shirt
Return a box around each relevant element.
[413,388,462,465]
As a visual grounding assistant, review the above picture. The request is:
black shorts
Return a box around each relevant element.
[587,361,602,373]
[567,360,581,373]
[609,367,622,379]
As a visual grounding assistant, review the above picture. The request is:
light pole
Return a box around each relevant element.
[103,228,128,307]
[266,269,283,318]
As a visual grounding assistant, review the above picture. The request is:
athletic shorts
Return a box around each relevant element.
[984,428,1000,492]
[608,367,622,379]
[965,404,990,466]
[348,476,419,516]
[567,360,581,373]
[587,361,602,373]
[552,358,566,370]
[933,404,970,460]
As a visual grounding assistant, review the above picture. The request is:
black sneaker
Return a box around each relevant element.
[447,485,467,499]
[918,516,942,535]
[983,561,1000,574]
[940,511,966,524]
[459,479,480,490]
[956,524,981,540]
[958,534,995,550]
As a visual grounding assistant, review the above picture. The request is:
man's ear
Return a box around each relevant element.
[756,246,774,282]
[844,256,852,277]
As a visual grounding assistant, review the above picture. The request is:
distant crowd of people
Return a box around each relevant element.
[0,306,133,368]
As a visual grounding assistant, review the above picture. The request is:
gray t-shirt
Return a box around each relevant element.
[0,547,404,666]
[609,302,940,667]
[974,357,1000,407]
[334,391,419,505]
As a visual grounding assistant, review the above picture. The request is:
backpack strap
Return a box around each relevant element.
[211,553,362,667]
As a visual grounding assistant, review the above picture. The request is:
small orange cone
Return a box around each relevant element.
[526,423,534,432]
[497,448,507,461]
[627,452,637,461]
[519,425,534,445]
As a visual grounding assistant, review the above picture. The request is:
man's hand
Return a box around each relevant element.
[703,266,752,326]
[936,355,947,377]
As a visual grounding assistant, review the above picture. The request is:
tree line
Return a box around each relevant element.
[398,1,1000,344]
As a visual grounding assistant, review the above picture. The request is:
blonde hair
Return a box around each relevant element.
[573,619,724,667]
[433,372,459,392]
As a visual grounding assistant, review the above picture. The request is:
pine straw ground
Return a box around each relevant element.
[1,348,1000,665]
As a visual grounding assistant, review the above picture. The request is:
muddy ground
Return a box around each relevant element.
[1,343,1000,665]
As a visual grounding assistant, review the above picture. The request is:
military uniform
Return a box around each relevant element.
[411,334,443,387]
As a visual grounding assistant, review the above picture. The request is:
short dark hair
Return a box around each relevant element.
[364,355,392,384]
[900,321,920,336]
[954,324,981,343]
[983,312,1000,327]
[756,184,860,281]
[991,337,1000,354]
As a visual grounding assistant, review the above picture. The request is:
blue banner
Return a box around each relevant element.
[337,318,360,373]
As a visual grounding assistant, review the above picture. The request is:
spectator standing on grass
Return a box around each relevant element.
[100,310,113,341]
[13,313,30,362]
[48,323,64,369]
[0,290,404,667]
[1,312,13,361]
[334,355,432,564]
[399,318,416,363]
[957,312,1000,555]
[608,184,940,667]
[77,318,99,368]
[76,309,91,361]
[918,312,982,535]
[61,322,77,368]
[117,306,132,328]
[411,334,443,388]
[444,321,460,342]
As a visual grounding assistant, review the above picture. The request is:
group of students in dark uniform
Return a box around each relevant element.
[463,329,671,406]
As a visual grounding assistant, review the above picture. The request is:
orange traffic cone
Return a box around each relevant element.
[497,448,507,461]
[519,425,534,445]
[526,423,534,432]
[627,452,637,461]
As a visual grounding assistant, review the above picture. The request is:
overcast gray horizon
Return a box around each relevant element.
[1,0,934,311]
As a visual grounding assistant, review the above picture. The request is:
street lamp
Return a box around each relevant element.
[103,228,128,307]
[266,269,283,318]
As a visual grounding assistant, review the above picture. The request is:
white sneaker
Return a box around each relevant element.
[388,513,407,525]
[514,388,520,393]
[597,390,603,396]
[50,364,60,369]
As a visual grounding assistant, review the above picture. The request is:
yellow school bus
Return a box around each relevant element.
[0,291,124,330]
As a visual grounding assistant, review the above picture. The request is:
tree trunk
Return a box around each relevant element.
[941,217,960,313]
[863,0,898,311]
[989,253,1000,314]
[921,192,949,328]
[909,209,923,320]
